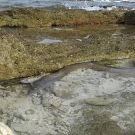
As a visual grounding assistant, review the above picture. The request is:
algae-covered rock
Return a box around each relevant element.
[1,27,135,81]
[0,8,125,27]
[0,8,135,82]
[0,29,32,80]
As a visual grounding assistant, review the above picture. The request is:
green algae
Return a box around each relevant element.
[1,24,135,81]
[0,8,125,28]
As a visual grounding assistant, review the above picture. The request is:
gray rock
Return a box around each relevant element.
[32,97,41,105]
[84,97,112,106]
[25,109,35,115]
[42,92,61,108]
[53,85,72,97]
[13,112,29,121]
[11,123,30,133]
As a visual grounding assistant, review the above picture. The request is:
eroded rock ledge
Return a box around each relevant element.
[1,27,135,81]
[0,8,135,81]
[0,8,135,27]
[0,8,126,27]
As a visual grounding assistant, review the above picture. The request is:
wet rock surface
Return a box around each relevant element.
[1,24,135,81]
[1,7,135,135]
[1,65,135,135]
[0,8,134,27]
[0,8,124,27]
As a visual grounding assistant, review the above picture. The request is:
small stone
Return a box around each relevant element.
[25,109,35,115]
[70,102,76,107]
[32,97,41,105]
[53,87,72,97]
[42,93,61,108]
[12,124,28,133]
[13,112,21,118]
[20,114,30,121]
[84,97,112,106]
[104,72,110,79]
[48,120,52,125]
[5,86,12,91]
[13,112,28,121]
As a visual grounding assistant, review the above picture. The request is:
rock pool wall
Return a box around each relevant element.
[1,28,135,81]
[0,8,134,27]
[0,8,125,27]
[0,8,135,81]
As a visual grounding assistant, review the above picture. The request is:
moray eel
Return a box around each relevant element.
[21,62,135,95]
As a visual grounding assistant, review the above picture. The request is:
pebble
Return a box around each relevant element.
[20,114,30,121]
[13,112,21,118]
[13,112,29,121]
[25,109,35,115]
[70,102,76,107]
[84,97,113,106]
[12,124,29,133]
[104,72,110,79]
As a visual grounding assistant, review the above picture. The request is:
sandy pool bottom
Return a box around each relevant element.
[0,68,135,135]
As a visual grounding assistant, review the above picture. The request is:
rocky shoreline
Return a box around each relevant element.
[1,24,135,81]
[0,8,135,27]
[0,8,135,81]
[1,64,135,135]
[1,7,135,135]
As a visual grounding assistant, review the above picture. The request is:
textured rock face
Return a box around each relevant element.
[0,8,134,28]
[0,8,125,27]
[42,92,61,108]
[0,29,32,80]
[1,27,135,81]
[0,8,135,81]
[124,11,135,25]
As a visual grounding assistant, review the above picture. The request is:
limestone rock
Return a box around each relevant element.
[0,122,14,135]
[84,97,112,106]
[42,92,61,108]
[53,87,72,97]
[32,97,41,105]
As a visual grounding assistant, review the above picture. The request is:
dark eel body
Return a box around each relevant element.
[27,62,135,95]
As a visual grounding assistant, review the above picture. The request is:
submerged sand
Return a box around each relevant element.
[0,59,135,135]
[1,7,135,135]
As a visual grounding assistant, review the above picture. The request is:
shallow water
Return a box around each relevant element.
[14,24,135,42]
[1,60,135,135]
